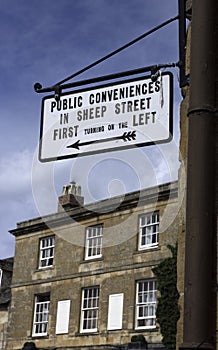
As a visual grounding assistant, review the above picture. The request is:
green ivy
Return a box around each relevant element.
[152,244,180,349]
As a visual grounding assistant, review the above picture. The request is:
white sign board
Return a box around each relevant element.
[39,72,173,162]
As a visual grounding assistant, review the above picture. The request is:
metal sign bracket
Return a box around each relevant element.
[178,0,190,88]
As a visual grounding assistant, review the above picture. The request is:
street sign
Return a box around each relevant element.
[39,72,173,162]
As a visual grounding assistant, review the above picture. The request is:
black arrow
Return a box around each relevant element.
[67,130,136,150]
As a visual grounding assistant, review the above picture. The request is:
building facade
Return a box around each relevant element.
[6,181,178,350]
[0,258,13,350]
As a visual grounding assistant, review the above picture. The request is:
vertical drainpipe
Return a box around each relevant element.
[181,0,216,349]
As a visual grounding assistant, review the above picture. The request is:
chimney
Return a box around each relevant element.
[58,181,84,212]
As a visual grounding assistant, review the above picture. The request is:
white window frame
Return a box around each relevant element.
[138,211,159,250]
[85,225,103,260]
[80,286,99,333]
[135,279,157,330]
[32,294,50,336]
[39,236,55,269]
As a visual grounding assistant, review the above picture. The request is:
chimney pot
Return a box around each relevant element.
[58,181,84,212]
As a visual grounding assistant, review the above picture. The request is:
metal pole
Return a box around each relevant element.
[181,0,216,349]
[178,0,188,87]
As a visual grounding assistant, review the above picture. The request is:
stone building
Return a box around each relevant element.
[0,258,13,350]
[6,181,178,350]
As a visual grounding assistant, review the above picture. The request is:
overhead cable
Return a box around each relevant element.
[34,14,179,94]
[55,15,179,86]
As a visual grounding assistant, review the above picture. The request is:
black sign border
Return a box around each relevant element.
[39,71,173,162]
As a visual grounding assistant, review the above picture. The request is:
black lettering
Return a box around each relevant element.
[113,89,118,100]
[133,99,139,111]
[89,108,94,119]
[89,94,94,104]
[57,100,62,111]
[74,125,79,136]
[119,88,125,99]
[148,82,154,94]
[121,102,126,113]
[155,81,160,92]
[146,97,151,109]
[133,115,138,126]
[60,113,69,124]
[53,129,58,140]
[83,109,89,120]
[69,98,74,109]
[107,90,113,101]
[78,96,83,107]
[101,91,107,103]
[51,101,56,113]
[77,110,82,121]
[62,128,68,138]
[151,111,156,122]
[63,99,68,110]
[95,93,100,104]
[68,127,74,138]
[145,113,150,124]
[141,83,147,95]
[139,113,144,125]
[140,99,146,110]
[115,103,120,114]
[125,86,129,98]
[135,84,141,96]
[95,107,101,118]
[102,106,107,116]
[127,101,133,112]
[129,85,135,97]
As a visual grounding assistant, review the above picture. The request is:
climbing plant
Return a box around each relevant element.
[152,244,180,349]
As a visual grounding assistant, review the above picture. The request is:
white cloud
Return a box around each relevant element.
[0,150,39,258]
[0,150,33,196]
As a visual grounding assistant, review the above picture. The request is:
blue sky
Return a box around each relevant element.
[0,0,183,259]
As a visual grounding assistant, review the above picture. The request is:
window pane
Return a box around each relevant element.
[85,226,103,260]
[136,280,156,329]
[39,236,54,268]
[81,287,99,332]
[139,212,159,249]
[33,295,50,336]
